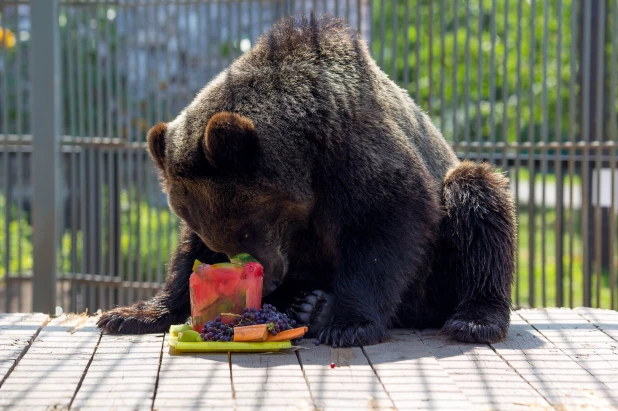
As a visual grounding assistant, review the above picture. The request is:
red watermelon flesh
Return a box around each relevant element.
[242,262,264,309]
[190,258,264,331]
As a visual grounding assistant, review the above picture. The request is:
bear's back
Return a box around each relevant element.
[178,15,458,186]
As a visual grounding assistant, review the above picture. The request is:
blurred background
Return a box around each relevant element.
[0,0,617,314]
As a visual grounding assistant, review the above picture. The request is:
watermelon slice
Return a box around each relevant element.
[190,255,264,331]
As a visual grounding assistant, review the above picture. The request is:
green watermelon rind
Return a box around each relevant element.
[230,253,259,266]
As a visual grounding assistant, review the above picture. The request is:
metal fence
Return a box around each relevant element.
[0,0,617,314]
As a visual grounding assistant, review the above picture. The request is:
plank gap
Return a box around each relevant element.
[150,332,167,411]
[68,327,103,409]
[0,314,50,390]
[486,340,553,407]
[361,345,397,410]
[228,351,237,411]
[574,309,618,344]
[295,348,318,411]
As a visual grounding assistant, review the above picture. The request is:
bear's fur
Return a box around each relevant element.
[97,15,516,347]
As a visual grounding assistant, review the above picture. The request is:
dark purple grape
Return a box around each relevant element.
[314,340,320,346]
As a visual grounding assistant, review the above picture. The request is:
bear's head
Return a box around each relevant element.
[147,111,314,295]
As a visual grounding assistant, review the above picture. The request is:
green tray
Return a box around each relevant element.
[168,327,292,353]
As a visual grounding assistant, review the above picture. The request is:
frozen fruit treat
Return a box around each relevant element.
[190,254,264,331]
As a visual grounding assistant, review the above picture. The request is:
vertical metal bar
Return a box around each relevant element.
[610,0,617,310]
[554,0,564,307]
[415,0,420,103]
[259,0,264,37]
[1,1,10,313]
[227,0,233,67]
[488,0,496,161]
[540,0,549,306]
[390,0,396,81]
[155,0,164,288]
[475,0,483,159]
[66,4,78,312]
[96,3,106,311]
[439,0,445,133]
[98,147,105,310]
[463,1,470,157]
[206,0,212,81]
[145,3,154,294]
[108,149,115,310]
[77,5,87,313]
[593,0,605,308]
[15,0,23,311]
[31,0,61,313]
[166,0,174,288]
[125,2,135,306]
[357,0,362,34]
[514,0,523,306]
[568,2,578,308]
[581,0,592,307]
[104,0,116,310]
[528,0,537,308]
[501,0,509,171]
[86,3,96,312]
[105,3,113,141]
[58,3,66,311]
[452,0,458,144]
[135,2,143,302]
[427,0,433,115]
[403,0,409,93]
[379,0,385,68]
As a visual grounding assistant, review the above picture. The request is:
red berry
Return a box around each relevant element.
[330,363,336,369]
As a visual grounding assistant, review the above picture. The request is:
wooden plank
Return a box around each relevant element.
[491,309,617,408]
[297,341,395,411]
[71,333,164,410]
[408,328,550,410]
[0,313,49,383]
[154,334,235,410]
[363,330,473,410]
[0,314,101,410]
[231,351,314,411]
[520,308,618,396]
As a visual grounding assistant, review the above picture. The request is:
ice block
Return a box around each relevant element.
[189,254,264,331]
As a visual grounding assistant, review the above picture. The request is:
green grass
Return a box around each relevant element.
[0,190,179,283]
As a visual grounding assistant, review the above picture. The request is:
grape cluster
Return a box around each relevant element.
[199,304,298,342]
[233,304,297,334]
[200,317,234,342]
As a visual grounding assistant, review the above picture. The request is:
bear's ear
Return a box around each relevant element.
[147,123,167,171]
[203,112,258,171]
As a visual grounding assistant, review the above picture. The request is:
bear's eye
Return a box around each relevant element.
[241,233,251,243]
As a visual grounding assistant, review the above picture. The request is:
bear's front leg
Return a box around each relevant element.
[97,223,227,334]
[314,228,428,347]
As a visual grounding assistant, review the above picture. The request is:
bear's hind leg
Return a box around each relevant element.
[439,161,516,344]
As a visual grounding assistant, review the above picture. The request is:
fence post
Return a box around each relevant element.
[30,0,60,313]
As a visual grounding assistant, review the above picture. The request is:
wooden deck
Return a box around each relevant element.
[0,308,617,410]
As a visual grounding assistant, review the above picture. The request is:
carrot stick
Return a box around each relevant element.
[233,324,268,342]
[265,326,308,342]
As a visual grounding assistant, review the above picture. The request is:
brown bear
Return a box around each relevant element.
[97,14,516,347]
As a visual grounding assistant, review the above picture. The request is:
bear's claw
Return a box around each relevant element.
[288,289,333,336]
